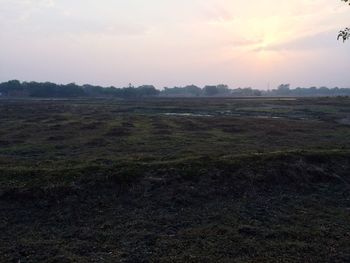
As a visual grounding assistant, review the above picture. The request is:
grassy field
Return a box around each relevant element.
[1,97,350,262]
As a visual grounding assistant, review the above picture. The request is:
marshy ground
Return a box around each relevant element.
[1,97,350,262]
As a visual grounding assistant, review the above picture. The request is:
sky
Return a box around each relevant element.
[0,0,349,89]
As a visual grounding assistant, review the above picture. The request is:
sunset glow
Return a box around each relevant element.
[0,0,349,88]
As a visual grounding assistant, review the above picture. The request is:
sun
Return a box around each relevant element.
[239,15,293,66]
[253,17,285,49]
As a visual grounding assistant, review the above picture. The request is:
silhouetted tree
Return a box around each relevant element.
[136,85,160,97]
[1,81,349,98]
[184,85,202,96]
[24,82,84,98]
[231,87,261,97]
[276,84,291,96]
[338,0,350,41]
[216,84,231,95]
[162,85,202,97]
[0,80,26,96]
[203,86,219,96]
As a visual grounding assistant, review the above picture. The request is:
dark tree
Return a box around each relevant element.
[338,0,350,41]
[0,80,25,96]
[276,84,291,96]
[203,86,219,96]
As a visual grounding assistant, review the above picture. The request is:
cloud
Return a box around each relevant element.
[263,30,342,52]
[0,0,148,37]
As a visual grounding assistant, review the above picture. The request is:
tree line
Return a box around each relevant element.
[0,80,160,98]
[0,80,349,98]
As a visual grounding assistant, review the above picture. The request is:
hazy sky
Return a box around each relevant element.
[0,0,349,89]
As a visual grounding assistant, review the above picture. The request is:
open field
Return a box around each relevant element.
[1,97,350,262]
[1,97,350,168]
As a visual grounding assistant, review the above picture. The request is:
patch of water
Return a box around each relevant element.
[163,113,213,117]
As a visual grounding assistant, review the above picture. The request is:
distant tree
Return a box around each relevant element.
[60,83,85,97]
[231,87,262,97]
[338,0,350,41]
[6,80,21,89]
[161,87,184,97]
[0,80,25,96]
[319,86,331,96]
[203,86,219,96]
[1,80,350,98]
[83,84,105,97]
[216,84,231,95]
[276,84,291,96]
[136,85,160,97]
[25,82,85,98]
[25,81,57,97]
[161,85,202,97]
[184,85,202,96]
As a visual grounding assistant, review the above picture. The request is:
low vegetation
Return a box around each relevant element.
[1,97,350,262]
